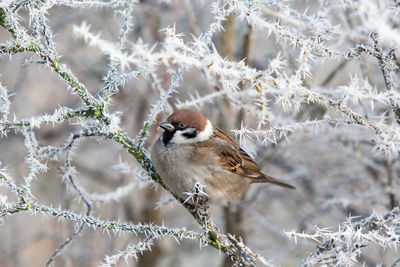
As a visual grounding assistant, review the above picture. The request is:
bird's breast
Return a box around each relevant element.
[151,137,250,205]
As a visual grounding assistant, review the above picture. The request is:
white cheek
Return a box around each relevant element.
[170,120,214,144]
[194,120,213,142]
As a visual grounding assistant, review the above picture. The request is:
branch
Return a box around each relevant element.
[0,8,97,108]
[45,133,93,266]
[286,207,400,266]
[369,32,400,125]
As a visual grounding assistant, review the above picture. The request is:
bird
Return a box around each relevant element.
[151,109,295,205]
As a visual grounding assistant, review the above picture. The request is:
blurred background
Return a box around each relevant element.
[0,0,399,266]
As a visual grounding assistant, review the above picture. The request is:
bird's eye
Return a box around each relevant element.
[178,122,187,129]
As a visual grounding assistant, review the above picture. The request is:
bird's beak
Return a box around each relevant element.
[159,121,175,132]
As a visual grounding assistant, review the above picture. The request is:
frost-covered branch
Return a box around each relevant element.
[101,236,155,267]
[286,207,400,266]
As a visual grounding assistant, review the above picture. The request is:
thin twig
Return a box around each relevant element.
[369,32,400,125]
[45,133,93,266]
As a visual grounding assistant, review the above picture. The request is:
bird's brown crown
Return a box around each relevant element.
[167,109,208,131]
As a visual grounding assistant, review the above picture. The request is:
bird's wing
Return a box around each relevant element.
[211,127,263,178]
[200,127,295,189]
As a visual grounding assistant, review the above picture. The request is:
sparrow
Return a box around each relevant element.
[151,109,295,205]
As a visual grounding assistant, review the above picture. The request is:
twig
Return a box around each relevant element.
[291,207,400,266]
[369,32,400,125]
[45,134,93,266]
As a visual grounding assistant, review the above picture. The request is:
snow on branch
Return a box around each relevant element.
[286,207,400,266]
[232,120,324,145]
[101,237,155,267]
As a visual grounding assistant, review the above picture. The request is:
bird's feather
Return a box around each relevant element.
[206,127,295,189]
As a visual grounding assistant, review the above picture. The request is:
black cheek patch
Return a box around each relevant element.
[182,128,197,139]
[162,131,175,145]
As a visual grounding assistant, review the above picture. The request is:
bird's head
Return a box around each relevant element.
[159,109,214,145]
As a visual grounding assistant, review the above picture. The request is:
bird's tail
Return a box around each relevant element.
[255,175,295,190]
